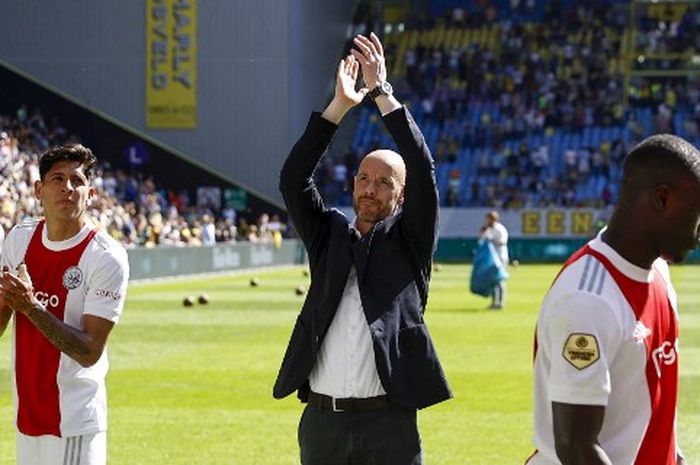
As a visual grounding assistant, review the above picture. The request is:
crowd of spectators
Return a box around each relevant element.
[0,106,286,249]
[319,0,700,209]
[5,1,700,237]
[634,1,700,67]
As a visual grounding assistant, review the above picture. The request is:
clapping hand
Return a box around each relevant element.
[322,53,368,124]
[351,32,387,91]
[0,264,37,315]
[335,54,368,107]
[322,32,396,124]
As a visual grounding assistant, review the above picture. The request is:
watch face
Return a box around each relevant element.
[369,81,393,99]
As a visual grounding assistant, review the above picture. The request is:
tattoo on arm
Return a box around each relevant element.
[26,306,91,359]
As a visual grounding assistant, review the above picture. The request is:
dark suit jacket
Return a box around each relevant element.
[273,106,451,410]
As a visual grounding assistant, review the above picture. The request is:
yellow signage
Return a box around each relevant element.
[571,211,593,235]
[146,0,197,128]
[522,211,541,235]
[521,210,594,236]
[546,211,565,235]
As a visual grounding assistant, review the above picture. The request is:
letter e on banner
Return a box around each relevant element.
[522,211,541,235]
[546,210,565,235]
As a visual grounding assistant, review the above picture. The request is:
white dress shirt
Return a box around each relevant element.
[309,264,386,398]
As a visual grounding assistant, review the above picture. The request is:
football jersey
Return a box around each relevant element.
[1,218,129,437]
[527,233,679,465]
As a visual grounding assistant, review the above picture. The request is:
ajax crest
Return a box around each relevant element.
[62,266,83,290]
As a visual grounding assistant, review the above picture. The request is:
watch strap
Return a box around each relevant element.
[368,81,391,99]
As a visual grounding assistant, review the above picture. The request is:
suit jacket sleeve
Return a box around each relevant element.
[382,106,438,291]
[279,112,338,262]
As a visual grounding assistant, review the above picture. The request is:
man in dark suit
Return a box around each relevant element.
[273,33,451,465]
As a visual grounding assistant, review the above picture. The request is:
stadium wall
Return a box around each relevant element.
[0,1,356,206]
[128,239,306,280]
[436,238,700,263]
[435,208,700,263]
[125,234,699,281]
[339,207,700,263]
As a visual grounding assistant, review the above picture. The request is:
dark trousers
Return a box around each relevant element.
[298,404,422,465]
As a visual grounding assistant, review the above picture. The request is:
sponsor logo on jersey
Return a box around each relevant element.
[651,339,678,378]
[35,290,60,309]
[62,266,83,290]
[633,321,652,343]
[95,288,122,301]
[562,333,600,370]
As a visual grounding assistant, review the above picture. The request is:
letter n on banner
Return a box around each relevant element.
[571,211,593,235]
[146,0,197,128]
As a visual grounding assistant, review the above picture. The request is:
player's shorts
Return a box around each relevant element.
[16,431,106,465]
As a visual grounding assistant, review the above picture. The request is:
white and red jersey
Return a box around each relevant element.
[1,218,129,437]
[527,233,679,465]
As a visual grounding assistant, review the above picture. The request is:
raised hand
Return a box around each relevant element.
[351,32,387,90]
[0,265,37,315]
[321,54,368,124]
[335,54,368,107]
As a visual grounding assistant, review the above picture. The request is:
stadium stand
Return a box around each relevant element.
[0,107,285,248]
[321,0,700,209]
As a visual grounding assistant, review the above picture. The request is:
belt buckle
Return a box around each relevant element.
[332,397,344,412]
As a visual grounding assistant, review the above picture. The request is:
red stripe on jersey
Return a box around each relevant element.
[15,221,97,437]
[586,248,678,465]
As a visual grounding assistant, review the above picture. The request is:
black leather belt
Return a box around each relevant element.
[308,391,391,412]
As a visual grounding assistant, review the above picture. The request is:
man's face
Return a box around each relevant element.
[657,177,700,263]
[352,153,404,227]
[35,160,94,223]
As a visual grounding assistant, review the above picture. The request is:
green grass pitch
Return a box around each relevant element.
[0,263,698,464]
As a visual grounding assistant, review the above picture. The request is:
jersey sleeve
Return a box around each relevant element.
[0,233,11,270]
[84,244,129,323]
[1,225,24,271]
[539,290,623,406]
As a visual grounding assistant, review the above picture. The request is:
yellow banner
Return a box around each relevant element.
[146,0,197,128]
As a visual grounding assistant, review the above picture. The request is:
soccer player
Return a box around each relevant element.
[526,134,699,465]
[0,143,129,465]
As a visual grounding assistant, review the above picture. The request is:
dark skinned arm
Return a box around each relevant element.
[552,402,612,465]
[554,402,688,464]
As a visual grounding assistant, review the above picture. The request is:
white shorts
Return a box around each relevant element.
[16,431,106,465]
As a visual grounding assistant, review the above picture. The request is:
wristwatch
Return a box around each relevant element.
[368,81,393,99]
